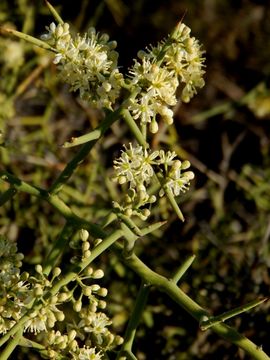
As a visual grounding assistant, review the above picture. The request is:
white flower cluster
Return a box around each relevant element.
[0,236,26,334]
[41,22,123,109]
[113,143,194,219]
[128,23,205,133]
[0,235,122,358]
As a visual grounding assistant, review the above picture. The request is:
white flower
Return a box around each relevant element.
[24,311,47,334]
[113,143,157,188]
[75,346,103,360]
[113,145,194,217]
[83,312,112,334]
[164,165,195,197]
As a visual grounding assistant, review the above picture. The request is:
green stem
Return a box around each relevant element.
[61,129,101,148]
[164,186,184,222]
[43,222,76,276]
[117,282,149,359]
[172,254,196,283]
[49,107,123,194]
[45,0,64,24]
[0,171,105,238]
[0,187,17,206]
[0,328,23,360]
[114,245,270,360]
[200,298,268,331]
[120,351,138,360]
[0,27,56,52]
[141,122,147,141]
[121,109,148,148]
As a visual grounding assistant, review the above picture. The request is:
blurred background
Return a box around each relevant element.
[0,0,269,359]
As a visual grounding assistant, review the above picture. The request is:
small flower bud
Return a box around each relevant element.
[34,286,43,297]
[118,175,126,184]
[73,300,82,312]
[68,329,77,341]
[21,272,29,281]
[58,340,67,350]
[82,241,90,251]
[58,292,70,302]
[91,284,100,292]
[97,287,108,297]
[125,208,133,217]
[55,24,64,38]
[102,81,112,92]
[47,317,56,329]
[56,311,65,322]
[115,335,124,345]
[84,266,93,277]
[150,120,158,134]
[69,339,78,351]
[63,23,70,33]
[149,195,157,203]
[35,264,43,274]
[94,238,103,247]
[98,300,107,309]
[83,286,92,297]
[50,295,58,304]
[181,160,191,170]
[141,208,151,218]
[80,229,89,242]
[89,303,97,313]
[48,332,55,343]
[52,267,61,277]
[83,250,91,259]
[92,269,104,279]
[49,22,56,32]
[184,171,195,180]
[47,350,56,358]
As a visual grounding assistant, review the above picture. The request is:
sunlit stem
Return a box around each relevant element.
[172,254,196,283]
[43,222,76,276]
[45,0,64,24]
[118,213,143,236]
[141,122,147,141]
[0,328,23,360]
[49,106,123,194]
[0,187,17,206]
[114,243,270,360]
[117,282,149,360]
[200,298,268,331]
[164,186,184,221]
[121,109,149,149]
[0,27,56,52]
[61,129,101,148]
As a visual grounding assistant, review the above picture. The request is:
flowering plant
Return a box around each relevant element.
[0,2,268,360]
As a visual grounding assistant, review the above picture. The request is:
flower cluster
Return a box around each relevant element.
[0,236,26,334]
[112,143,194,219]
[128,22,205,133]
[41,22,123,109]
[0,234,122,358]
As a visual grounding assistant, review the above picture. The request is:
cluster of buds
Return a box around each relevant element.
[113,144,194,219]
